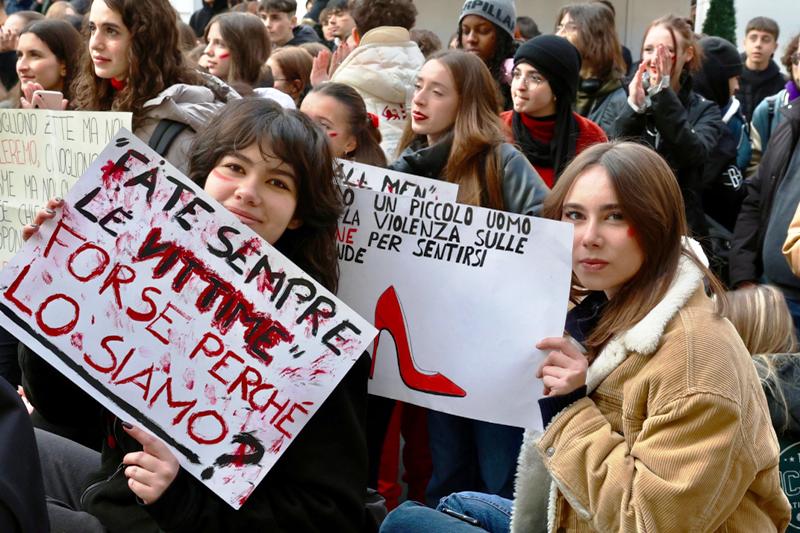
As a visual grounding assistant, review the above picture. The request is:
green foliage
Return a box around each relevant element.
[702,0,737,44]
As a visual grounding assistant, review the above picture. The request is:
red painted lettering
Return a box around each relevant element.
[35,293,79,336]
[100,263,136,308]
[187,410,227,445]
[67,242,110,282]
[189,332,224,360]
[209,350,244,385]
[43,218,86,258]
[146,302,191,345]
[3,264,32,315]
[126,287,161,322]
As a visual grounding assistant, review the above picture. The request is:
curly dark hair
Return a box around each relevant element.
[189,98,343,293]
[72,0,203,129]
[350,0,416,34]
[781,33,800,73]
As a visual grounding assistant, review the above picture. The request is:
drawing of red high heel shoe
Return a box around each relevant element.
[371,286,466,398]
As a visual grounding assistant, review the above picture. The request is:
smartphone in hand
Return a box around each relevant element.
[32,90,64,110]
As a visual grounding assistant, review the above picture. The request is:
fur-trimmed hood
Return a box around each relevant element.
[510,253,705,533]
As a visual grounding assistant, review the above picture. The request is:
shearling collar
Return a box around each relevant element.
[585,254,705,393]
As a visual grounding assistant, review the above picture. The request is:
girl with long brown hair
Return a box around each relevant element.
[391,48,547,507]
[72,0,238,173]
[380,141,789,533]
[555,3,627,136]
[15,19,83,108]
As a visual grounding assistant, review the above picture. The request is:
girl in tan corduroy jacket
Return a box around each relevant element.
[508,142,791,533]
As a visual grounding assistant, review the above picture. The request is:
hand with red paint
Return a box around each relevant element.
[536,336,588,397]
[122,422,180,505]
[22,197,63,241]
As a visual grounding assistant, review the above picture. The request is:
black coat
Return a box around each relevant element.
[0,377,49,533]
[729,100,800,286]
[20,344,370,533]
[736,57,786,121]
[612,77,724,237]
[189,0,229,38]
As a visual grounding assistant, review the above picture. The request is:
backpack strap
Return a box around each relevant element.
[147,119,190,157]
[765,96,777,140]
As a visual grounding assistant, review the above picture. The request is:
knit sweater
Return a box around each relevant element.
[511,255,791,533]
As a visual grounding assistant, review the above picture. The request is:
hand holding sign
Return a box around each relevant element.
[535,337,588,397]
[22,197,63,240]
[122,423,180,505]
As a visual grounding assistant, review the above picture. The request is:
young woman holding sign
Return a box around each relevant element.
[72,0,238,173]
[389,49,547,507]
[380,141,790,532]
[20,98,370,532]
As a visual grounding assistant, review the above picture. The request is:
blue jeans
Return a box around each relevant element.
[380,492,513,533]
[426,411,523,506]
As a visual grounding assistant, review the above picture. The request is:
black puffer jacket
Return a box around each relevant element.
[612,76,723,237]
[729,100,800,286]
[20,344,370,533]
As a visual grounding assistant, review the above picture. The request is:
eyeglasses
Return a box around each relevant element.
[512,70,547,87]
[556,22,578,33]
[792,53,800,66]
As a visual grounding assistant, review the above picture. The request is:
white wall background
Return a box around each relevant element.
[697,0,800,66]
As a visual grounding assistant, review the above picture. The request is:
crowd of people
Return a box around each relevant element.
[0,0,799,531]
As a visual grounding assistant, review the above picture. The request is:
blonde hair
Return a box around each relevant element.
[717,285,799,432]
[718,285,798,355]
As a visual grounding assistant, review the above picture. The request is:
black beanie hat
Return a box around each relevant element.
[700,36,743,79]
[514,35,582,102]
[693,36,743,107]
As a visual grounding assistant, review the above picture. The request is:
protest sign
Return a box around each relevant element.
[0,129,377,509]
[336,159,458,202]
[0,109,132,265]
[337,186,572,431]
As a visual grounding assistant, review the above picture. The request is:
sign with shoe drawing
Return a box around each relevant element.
[337,186,573,431]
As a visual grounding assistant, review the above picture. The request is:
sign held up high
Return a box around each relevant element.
[0,129,377,509]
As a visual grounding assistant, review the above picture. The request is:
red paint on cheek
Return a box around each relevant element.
[627,227,637,238]
[327,131,338,138]
[209,169,233,182]
[218,52,230,59]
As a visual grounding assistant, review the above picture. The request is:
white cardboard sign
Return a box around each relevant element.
[0,130,377,509]
[0,109,132,265]
[337,186,573,431]
[336,159,458,202]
